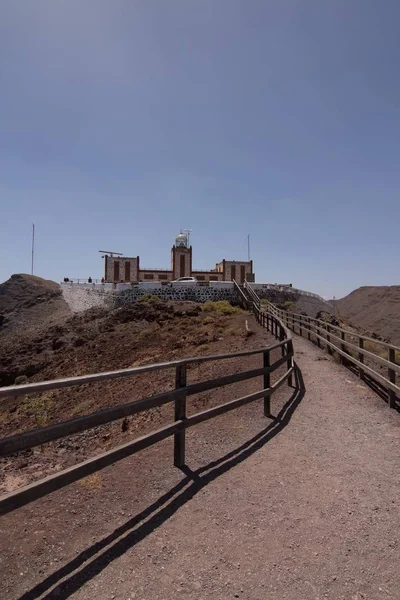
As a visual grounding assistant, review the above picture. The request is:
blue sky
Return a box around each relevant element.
[1,0,399,298]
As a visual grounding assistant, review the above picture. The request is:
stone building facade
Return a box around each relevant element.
[104,233,254,284]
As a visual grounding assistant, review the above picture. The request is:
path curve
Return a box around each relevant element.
[1,334,399,600]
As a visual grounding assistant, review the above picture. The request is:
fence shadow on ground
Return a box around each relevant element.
[18,365,305,600]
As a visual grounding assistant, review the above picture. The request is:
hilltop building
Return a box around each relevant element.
[104,233,255,284]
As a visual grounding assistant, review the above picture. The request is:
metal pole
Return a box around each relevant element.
[184,228,192,248]
[31,224,35,275]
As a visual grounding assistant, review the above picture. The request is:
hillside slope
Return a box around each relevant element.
[0,273,61,313]
[333,286,400,345]
[0,274,71,343]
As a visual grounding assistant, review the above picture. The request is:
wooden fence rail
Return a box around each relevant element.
[0,302,294,516]
[245,284,399,409]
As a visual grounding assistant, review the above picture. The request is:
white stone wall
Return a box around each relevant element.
[210,281,234,289]
[192,271,224,282]
[62,284,113,312]
[116,286,238,305]
[61,281,241,312]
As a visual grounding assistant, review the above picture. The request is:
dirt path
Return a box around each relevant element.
[1,334,399,600]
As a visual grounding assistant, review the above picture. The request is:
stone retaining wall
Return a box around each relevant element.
[115,286,237,307]
[62,283,238,312]
[61,282,331,317]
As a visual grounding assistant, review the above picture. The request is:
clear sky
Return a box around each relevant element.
[1,0,399,298]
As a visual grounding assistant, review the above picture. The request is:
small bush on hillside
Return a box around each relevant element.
[224,325,242,336]
[203,316,214,324]
[363,340,386,359]
[19,393,53,427]
[202,300,241,315]
[202,300,217,312]
[363,340,398,361]
[283,300,295,309]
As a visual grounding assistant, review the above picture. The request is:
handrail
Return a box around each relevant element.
[243,280,261,308]
[232,279,250,308]
[286,314,400,375]
[253,283,327,304]
[0,340,288,400]
[243,281,399,410]
[0,301,294,515]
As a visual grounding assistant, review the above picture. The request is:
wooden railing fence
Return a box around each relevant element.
[244,283,399,409]
[0,301,294,516]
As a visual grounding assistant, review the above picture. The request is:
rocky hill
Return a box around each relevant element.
[0,274,71,341]
[332,286,400,345]
[0,273,61,312]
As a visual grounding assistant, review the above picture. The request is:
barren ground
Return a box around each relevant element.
[333,286,400,345]
[1,332,399,600]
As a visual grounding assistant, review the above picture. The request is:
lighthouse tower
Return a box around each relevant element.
[171,232,192,279]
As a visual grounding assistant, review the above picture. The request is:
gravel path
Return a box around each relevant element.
[1,335,399,600]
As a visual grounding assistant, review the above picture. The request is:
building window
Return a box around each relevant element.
[180,254,186,278]
[113,261,120,282]
[124,262,131,282]
[231,265,236,281]
[210,276,218,281]
[196,275,205,281]
[158,274,168,280]
[144,273,154,280]
[240,265,246,283]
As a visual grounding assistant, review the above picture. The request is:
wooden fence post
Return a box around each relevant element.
[263,350,271,416]
[288,339,294,387]
[388,348,396,409]
[174,364,187,467]
[326,325,332,355]
[340,331,346,365]
[307,317,311,341]
[358,338,365,380]
[316,321,321,348]
[299,314,303,337]
[281,329,293,387]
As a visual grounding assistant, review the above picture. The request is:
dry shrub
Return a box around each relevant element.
[202,301,241,315]
[203,316,214,324]
[79,473,103,490]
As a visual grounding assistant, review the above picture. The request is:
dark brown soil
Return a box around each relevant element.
[1,334,399,600]
[0,299,272,495]
[1,276,399,600]
[333,286,400,345]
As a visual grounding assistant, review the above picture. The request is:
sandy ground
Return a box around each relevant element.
[1,334,399,600]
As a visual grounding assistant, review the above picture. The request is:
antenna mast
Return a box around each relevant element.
[184,228,192,248]
[31,224,35,275]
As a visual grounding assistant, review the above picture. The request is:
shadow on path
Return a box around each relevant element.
[19,365,305,600]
